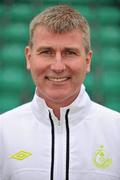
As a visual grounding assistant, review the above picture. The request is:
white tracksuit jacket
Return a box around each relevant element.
[0,85,120,180]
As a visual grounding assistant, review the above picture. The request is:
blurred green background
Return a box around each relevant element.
[0,0,120,113]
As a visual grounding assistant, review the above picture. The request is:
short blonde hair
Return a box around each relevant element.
[29,5,91,53]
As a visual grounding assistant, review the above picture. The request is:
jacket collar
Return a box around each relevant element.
[31,84,92,126]
[60,84,92,126]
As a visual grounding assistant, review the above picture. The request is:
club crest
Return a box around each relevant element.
[93,145,112,169]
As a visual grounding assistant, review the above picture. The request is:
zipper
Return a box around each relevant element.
[49,111,55,180]
[65,109,70,180]
[49,109,70,180]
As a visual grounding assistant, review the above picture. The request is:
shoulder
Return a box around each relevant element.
[92,101,119,116]
[0,102,32,123]
[90,101,120,123]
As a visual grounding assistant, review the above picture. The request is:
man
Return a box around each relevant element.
[0,4,120,180]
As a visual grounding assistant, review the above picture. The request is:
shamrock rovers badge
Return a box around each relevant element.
[93,145,112,169]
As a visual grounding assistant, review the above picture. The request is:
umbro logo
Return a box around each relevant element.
[10,150,32,160]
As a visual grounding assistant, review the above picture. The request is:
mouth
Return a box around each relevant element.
[45,76,71,82]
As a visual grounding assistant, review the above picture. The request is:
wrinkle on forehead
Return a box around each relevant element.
[32,26,85,52]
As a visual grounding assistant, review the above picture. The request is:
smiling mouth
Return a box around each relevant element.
[45,76,71,82]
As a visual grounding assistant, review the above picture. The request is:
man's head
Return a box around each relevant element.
[29,4,91,54]
[25,5,92,109]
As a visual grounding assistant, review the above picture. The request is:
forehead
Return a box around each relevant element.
[32,26,83,48]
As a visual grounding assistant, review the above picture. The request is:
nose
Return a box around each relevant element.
[50,52,66,73]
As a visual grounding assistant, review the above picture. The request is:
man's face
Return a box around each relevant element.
[25,26,92,107]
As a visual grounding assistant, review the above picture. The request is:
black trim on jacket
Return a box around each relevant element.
[49,109,70,180]
[49,111,55,180]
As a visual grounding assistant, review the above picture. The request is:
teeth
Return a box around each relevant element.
[48,77,69,82]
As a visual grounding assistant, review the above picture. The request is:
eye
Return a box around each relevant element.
[68,51,76,55]
[39,50,53,55]
[63,50,77,56]
[36,47,55,56]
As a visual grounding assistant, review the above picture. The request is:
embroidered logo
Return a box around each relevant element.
[93,145,112,169]
[10,150,32,160]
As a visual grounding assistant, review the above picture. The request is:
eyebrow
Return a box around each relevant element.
[63,48,82,56]
[64,47,81,52]
[36,46,53,52]
[36,46,82,54]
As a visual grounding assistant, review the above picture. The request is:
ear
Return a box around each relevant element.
[86,50,93,73]
[25,46,32,70]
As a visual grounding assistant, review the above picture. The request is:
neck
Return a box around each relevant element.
[46,102,62,120]
[53,108,60,120]
[45,94,79,120]
[36,88,81,119]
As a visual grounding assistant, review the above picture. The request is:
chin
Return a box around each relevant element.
[49,92,76,104]
[47,92,67,101]
[50,95,67,101]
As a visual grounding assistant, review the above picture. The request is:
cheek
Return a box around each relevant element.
[30,60,46,76]
[70,62,86,75]
[70,62,87,83]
